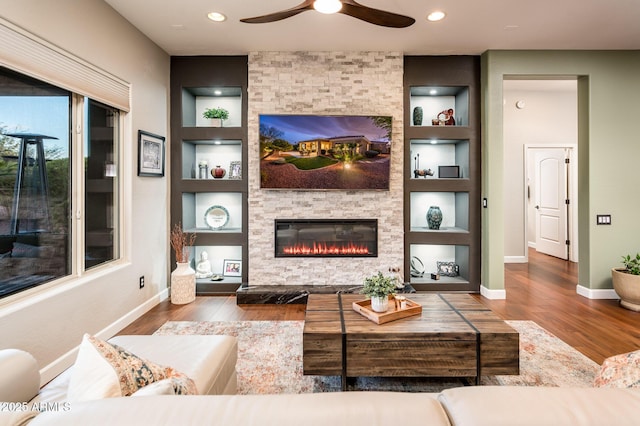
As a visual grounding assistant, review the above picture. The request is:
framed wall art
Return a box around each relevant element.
[138,130,165,177]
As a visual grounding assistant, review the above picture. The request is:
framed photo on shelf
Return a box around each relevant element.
[229,161,242,179]
[438,165,460,179]
[137,130,165,177]
[223,259,242,277]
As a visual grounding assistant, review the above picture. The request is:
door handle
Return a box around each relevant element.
[535,205,540,209]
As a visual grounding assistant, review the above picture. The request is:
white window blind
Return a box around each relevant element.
[0,18,130,112]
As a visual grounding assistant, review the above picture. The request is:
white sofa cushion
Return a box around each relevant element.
[108,335,237,395]
[0,349,40,403]
[29,392,450,426]
[439,386,640,426]
[67,334,196,402]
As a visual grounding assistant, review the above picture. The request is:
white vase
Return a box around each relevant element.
[171,262,196,305]
[370,295,389,313]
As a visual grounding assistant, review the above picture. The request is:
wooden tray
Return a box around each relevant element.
[352,296,422,324]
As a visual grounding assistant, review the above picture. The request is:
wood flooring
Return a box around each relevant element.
[118,249,640,365]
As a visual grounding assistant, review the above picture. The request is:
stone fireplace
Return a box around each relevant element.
[246,51,404,287]
[274,219,378,258]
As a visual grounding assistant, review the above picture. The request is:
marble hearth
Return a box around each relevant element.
[236,283,415,304]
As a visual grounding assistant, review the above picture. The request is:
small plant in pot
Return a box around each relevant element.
[612,253,640,312]
[202,107,229,127]
[362,271,397,313]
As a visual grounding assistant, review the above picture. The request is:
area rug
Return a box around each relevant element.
[153,320,600,394]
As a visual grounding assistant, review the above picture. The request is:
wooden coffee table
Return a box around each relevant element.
[303,293,519,390]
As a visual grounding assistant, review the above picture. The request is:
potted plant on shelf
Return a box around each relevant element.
[169,222,197,305]
[612,253,640,311]
[202,107,229,127]
[362,271,397,313]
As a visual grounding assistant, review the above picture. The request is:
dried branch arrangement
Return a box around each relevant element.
[170,222,196,263]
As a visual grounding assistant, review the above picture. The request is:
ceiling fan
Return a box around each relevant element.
[240,0,415,28]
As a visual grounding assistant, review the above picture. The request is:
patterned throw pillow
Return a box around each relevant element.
[67,334,197,402]
[593,350,640,388]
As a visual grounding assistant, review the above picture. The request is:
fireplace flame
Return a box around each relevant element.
[282,241,371,256]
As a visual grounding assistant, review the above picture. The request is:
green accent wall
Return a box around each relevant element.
[481,50,640,293]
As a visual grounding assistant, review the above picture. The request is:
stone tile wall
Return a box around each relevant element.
[247,52,404,286]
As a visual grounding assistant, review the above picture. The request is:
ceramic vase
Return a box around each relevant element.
[171,262,196,305]
[427,206,443,230]
[212,165,226,179]
[412,106,423,126]
[370,295,389,313]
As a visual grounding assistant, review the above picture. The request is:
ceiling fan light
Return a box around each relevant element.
[313,0,343,14]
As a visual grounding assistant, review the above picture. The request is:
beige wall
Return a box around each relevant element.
[0,0,170,382]
[482,50,640,297]
[247,52,404,286]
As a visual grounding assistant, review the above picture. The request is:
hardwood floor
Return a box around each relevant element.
[118,249,640,365]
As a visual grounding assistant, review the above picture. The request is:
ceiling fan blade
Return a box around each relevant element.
[339,0,415,28]
[240,0,315,24]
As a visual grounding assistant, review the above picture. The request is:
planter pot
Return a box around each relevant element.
[209,118,222,127]
[370,295,389,313]
[611,268,640,311]
[171,262,196,305]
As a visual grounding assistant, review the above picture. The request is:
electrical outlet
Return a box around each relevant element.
[139,276,145,289]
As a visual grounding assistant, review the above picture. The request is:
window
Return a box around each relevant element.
[0,66,121,298]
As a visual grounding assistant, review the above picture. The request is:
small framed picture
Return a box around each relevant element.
[138,130,165,177]
[223,259,242,277]
[229,161,242,180]
[438,165,460,179]
[437,261,460,277]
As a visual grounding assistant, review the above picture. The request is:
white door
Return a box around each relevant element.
[534,149,568,260]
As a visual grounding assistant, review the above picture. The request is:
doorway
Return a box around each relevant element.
[502,79,579,265]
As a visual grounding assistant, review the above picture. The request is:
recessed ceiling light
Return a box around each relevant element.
[214,90,222,95]
[427,11,446,22]
[214,140,222,145]
[207,12,227,22]
[429,89,438,95]
[313,0,342,14]
[430,139,438,144]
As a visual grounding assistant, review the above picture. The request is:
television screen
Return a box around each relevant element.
[259,114,392,190]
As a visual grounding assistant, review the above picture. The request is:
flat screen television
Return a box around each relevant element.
[259,114,392,190]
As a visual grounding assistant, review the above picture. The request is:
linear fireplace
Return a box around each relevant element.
[275,219,378,258]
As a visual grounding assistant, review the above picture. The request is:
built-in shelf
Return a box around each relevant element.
[410,192,469,233]
[409,243,470,287]
[171,56,248,292]
[404,56,481,292]
[181,139,242,180]
[181,86,242,128]
[409,86,470,127]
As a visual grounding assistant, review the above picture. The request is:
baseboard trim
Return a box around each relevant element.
[576,285,619,300]
[504,256,527,264]
[480,285,506,300]
[39,289,169,386]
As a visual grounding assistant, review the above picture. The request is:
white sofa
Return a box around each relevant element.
[0,334,238,425]
[3,342,640,426]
